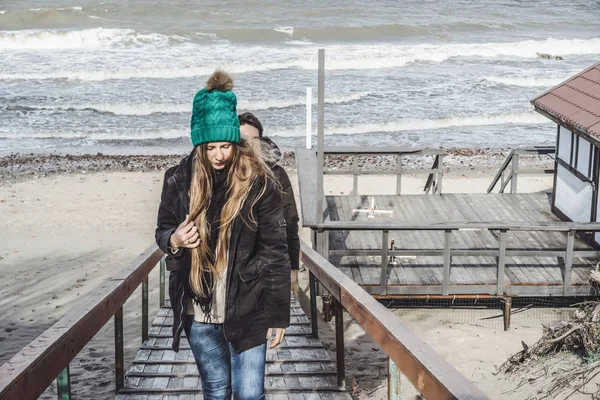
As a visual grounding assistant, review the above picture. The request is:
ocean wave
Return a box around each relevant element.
[0,28,178,50]
[1,36,599,79]
[0,60,307,80]
[11,92,370,116]
[0,112,550,141]
[485,75,571,88]
[321,37,600,70]
[274,112,550,137]
[0,129,188,141]
[0,6,98,30]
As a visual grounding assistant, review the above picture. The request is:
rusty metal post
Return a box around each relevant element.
[142,275,149,343]
[309,229,319,339]
[114,306,124,392]
[334,299,346,389]
[57,365,71,400]
[388,358,401,399]
[159,257,166,307]
[323,296,333,322]
[503,297,512,331]
[309,271,319,339]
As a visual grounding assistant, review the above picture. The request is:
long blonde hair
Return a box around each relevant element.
[188,139,273,299]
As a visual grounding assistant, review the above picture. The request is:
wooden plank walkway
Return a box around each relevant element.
[116,305,351,400]
[326,193,600,296]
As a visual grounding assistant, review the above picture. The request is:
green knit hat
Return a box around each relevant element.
[190,70,240,146]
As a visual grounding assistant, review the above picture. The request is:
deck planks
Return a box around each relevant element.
[116,305,351,399]
[325,193,600,295]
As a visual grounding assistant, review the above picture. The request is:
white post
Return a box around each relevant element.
[306,87,312,149]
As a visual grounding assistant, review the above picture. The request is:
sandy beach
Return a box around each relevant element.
[0,151,568,399]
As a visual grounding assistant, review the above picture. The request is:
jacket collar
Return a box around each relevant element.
[168,147,196,213]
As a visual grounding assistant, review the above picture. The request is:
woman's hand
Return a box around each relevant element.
[267,328,286,349]
[170,215,200,249]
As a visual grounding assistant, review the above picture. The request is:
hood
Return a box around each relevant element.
[260,136,282,165]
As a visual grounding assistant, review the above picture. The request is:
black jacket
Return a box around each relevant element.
[261,137,300,271]
[155,150,291,353]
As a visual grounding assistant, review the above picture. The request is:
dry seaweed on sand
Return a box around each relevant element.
[498,268,600,398]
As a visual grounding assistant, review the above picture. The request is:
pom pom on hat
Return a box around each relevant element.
[206,70,234,92]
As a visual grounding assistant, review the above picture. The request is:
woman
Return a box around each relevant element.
[155,70,291,399]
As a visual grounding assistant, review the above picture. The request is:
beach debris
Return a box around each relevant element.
[536,52,564,60]
[498,269,600,397]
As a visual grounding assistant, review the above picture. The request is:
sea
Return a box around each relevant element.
[1,0,599,156]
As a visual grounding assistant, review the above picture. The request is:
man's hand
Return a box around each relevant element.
[267,328,286,349]
[170,215,200,249]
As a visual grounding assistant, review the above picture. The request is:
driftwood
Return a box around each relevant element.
[498,267,600,397]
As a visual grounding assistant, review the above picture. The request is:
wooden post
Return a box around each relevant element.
[497,230,507,295]
[159,257,166,308]
[442,230,452,295]
[316,49,325,225]
[388,358,401,400]
[352,154,358,195]
[306,87,312,149]
[396,154,403,195]
[503,297,512,331]
[114,307,124,392]
[380,230,390,295]
[334,299,346,389]
[56,365,71,400]
[510,153,519,194]
[142,276,149,343]
[564,230,575,296]
[437,154,444,194]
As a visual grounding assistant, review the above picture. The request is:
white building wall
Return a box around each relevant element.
[555,165,593,222]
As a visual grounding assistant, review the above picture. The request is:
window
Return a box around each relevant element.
[556,125,595,181]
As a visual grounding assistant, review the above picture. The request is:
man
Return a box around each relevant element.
[238,112,300,298]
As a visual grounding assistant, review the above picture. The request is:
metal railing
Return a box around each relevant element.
[320,147,446,195]
[0,245,164,400]
[301,240,489,400]
[487,146,555,193]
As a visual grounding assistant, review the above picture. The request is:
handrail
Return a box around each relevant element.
[307,220,600,232]
[0,244,163,400]
[321,147,447,156]
[300,241,489,399]
[487,146,556,193]
[487,149,515,193]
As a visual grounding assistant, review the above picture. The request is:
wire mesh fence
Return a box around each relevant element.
[377,296,599,330]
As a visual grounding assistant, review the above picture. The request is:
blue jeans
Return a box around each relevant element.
[185,316,266,400]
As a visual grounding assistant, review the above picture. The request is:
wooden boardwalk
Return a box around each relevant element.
[116,305,351,400]
[326,193,600,296]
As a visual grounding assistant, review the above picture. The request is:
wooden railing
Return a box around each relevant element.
[487,146,555,193]
[309,221,600,298]
[320,147,446,196]
[300,240,489,400]
[0,245,164,400]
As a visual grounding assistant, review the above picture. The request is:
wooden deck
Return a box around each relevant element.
[116,305,351,400]
[325,193,600,296]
